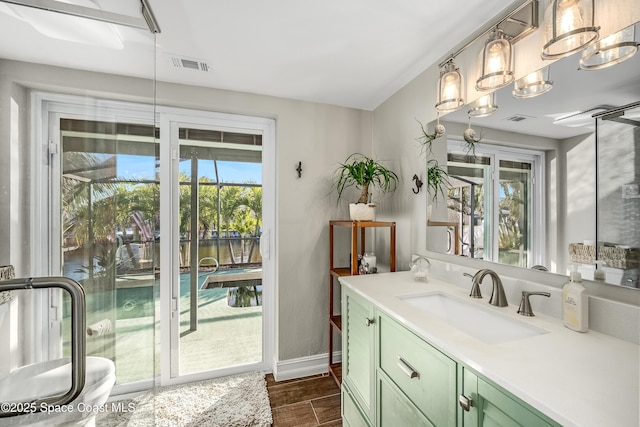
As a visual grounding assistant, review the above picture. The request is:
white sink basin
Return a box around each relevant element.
[398,292,549,345]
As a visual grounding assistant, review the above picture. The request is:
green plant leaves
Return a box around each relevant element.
[334,153,399,204]
[426,159,450,202]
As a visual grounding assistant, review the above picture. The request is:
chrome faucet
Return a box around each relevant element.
[464,269,508,307]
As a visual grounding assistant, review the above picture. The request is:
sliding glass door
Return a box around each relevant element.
[169,121,264,378]
[45,101,275,390]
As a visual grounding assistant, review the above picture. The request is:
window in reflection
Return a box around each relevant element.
[446,142,542,268]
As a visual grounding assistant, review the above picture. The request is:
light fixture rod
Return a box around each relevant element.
[141,0,161,33]
[506,17,529,27]
[0,0,160,33]
[438,0,537,68]
[592,101,640,119]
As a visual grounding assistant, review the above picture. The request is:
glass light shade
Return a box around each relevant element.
[435,61,465,112]
[541,0,599,59]
[579,25,638,70]
[476,31,514,91]
[513,67,554,98]
[468,93,498,117]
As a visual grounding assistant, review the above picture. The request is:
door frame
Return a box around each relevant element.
[158,107,275,386]
[32,92,276,391]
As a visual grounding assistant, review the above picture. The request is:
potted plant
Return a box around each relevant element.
[334,153,399,221]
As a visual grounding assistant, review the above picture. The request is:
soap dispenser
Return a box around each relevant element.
[562,266,588,332]
[594,261,607,283]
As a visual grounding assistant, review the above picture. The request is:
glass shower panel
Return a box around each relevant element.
[60,119,159,384]
[0,3,158,418]
[596,103,640,288]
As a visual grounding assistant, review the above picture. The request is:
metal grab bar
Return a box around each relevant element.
[0,277,86,417]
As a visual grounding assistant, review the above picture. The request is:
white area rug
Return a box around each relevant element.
[97,371,272,427]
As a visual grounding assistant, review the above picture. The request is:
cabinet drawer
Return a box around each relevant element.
[379,312,457,427]
[378,373,433,427]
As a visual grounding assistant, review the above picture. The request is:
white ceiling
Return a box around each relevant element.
[1,0,638,128]
[0,0,521,110]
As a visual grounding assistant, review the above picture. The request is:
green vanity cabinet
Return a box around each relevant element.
[342,288,376,425]
[343,382,372,427]
[460,368,560,427]
[378,373,434,427]
[341,286,561,427]
[378,312,457,427]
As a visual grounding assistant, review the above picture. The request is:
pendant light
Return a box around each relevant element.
[541,0,600,60]
[579,25,638,70]
[435,60,465,113]
[513,66,553,98]
[476,29,514,91]
[468,93,498,118]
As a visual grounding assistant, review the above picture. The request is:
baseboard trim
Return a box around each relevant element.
[274,351,341,382]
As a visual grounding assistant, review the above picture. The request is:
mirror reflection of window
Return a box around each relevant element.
[446,142,541,268]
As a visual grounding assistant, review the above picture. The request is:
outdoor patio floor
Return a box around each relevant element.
[80,273,263,384]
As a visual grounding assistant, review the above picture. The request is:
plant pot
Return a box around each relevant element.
[349,203,375,221]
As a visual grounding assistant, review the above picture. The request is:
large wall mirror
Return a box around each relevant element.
[427,22,640,290]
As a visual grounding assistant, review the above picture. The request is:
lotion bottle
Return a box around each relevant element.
[562,268,588,332]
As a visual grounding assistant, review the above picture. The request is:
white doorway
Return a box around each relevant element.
[36,93,275,391]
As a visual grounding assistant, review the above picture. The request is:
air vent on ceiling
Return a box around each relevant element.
[504,114,533,122]
[165,53,211,72]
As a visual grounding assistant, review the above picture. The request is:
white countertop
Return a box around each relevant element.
[339,271,640,427]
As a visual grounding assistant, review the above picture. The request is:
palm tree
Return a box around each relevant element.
[241,187,262,263]
[220,185,243,264]
[197,178,219,239]
[232,208,256,263]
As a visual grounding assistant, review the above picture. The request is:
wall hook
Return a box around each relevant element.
[412,174,423,194]
[296,161,302,178]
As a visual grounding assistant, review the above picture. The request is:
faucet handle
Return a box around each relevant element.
[517,291,550,316]
[464,271,482,298]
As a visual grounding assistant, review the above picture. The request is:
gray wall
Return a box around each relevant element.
[0,59,371,364]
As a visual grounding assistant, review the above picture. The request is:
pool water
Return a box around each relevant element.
[115,270,262,318]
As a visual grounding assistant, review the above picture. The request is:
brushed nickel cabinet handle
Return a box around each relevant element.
[365,317,374,326]
[459,394,473,411]
[397,356,419,379]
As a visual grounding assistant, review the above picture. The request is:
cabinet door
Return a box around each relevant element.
[378,373,434,427]
[343,383,372,427]
[343,288,375,421]
[379,312,457,427]
[461,368,558,427]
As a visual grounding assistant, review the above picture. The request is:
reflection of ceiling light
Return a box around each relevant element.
[435,60,464,113]
[580,25,638,70]
[6,3,123,49]
[468,93,498,118]
[476,29,514,91]
[552,106,610,127]
[512,66,553,98]
[541,0,600,60]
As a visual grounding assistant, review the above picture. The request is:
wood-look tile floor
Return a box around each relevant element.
[266,373,342,427]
